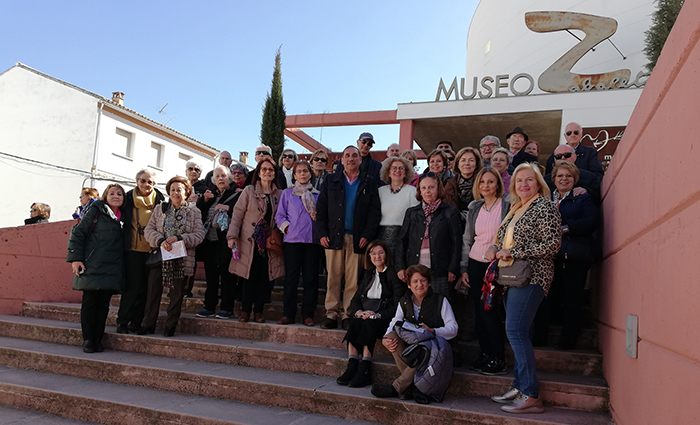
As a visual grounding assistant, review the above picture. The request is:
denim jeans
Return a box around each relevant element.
[504,283,544,397]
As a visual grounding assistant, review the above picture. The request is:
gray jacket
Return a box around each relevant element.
[460,195,511,273]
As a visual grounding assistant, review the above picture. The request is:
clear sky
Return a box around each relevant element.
[1,0,479,165]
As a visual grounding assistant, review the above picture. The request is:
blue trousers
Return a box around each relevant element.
[504,283,544,397]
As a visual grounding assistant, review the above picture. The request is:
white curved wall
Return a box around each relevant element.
[466,0,655,94]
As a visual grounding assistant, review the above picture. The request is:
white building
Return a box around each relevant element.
[0,62,219,228]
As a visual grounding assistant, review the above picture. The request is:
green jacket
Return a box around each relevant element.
[67,200,126,292]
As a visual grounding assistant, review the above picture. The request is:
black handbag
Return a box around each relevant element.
[497,259,531,287]
[145,247,162,268]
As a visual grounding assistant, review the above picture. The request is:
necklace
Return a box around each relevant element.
[483,199,498,212]
[390,184,405,194]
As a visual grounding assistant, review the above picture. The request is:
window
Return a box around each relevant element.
[114,128,134,159]
[149,142,164,169]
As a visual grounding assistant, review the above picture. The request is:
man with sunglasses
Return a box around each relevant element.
[544,144,601,204]
[545,122,604,177]
[335,132,383,185]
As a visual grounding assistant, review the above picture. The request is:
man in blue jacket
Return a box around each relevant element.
[545,122,605,177]
[317,146,381,330]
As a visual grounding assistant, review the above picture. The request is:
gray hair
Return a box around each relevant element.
[255,144,272,154]
[135,168,156,181]
[185,160,202,171]
[480,135,501,148]
[230,162,249,177]
[211,165,233,185]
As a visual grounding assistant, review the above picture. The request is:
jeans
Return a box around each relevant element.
[504,283,544,397]
[282,242,319,319]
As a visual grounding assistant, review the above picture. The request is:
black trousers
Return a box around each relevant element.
[117,250,150,329]
[143,266,186,329]
[534,259,591,346]
[81,290,113,342]
[282,242,319,319]
[240,252,271,314]
[200,239,238,312]
[468,258,506,359]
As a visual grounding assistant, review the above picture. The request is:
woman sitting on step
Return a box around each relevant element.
[337,240,406,388]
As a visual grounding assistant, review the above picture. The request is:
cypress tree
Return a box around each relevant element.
[644,0,685,71]
[260,47,286,162]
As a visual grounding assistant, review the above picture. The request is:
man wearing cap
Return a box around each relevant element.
[545,122,604,177]
[317,145,381,330]
[335,132,383,184]
[544,144,602,204]
[506,126,539,173]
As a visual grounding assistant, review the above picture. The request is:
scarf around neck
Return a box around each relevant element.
[421,199,442,239]
[497,194,540,267]
[292,181,318,219]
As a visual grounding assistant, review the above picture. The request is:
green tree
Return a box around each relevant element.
[644,0,685,71]
[260,47,286,162]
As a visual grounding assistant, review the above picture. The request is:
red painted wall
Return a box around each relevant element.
[0,220,81,314]
[598,2,700,424]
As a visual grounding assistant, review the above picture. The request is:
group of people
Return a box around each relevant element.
[66,123,603,414]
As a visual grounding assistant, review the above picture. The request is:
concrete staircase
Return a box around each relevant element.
[0,279,612,424]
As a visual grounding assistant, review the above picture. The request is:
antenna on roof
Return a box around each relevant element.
[158,103,168,124]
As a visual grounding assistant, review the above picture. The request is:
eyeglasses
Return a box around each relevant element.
[281,154,295,159]
[256,151,271,156]
[187,167,201,173]
[231,170,245,176]
[390,166,405,172]
[312,157,328,163]
[360,139,375,147]
[138,179,155,185]
[565,130,580,136]
[480,143,498,149]
[553,152,573,160]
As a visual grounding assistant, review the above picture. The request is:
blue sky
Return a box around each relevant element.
[1,0,479,163]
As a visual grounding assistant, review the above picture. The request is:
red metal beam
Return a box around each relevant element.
[286,110,398,128]
[284,128,331,153]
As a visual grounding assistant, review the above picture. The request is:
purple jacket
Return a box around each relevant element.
[275,188,319,244]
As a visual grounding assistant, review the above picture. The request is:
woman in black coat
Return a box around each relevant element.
[534,162,599,349]
[67,184,127,353]
[194,165,245,320]
[337,240,406,388]
[395,173,462,298]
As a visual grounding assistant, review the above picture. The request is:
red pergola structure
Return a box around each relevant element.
[284,110,426,160]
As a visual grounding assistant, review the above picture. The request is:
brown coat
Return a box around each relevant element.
[144,201,206,276]
[226,183,284,280]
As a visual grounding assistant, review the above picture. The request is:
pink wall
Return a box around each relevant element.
[598,2,700,424]
[0,220,81,315]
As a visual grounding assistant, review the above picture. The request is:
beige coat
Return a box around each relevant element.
[144,201,206,276]
[227,183,284,280]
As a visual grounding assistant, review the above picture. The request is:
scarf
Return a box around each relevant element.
[457,174,475,210]
[496,194,540,268]
[421,199,441,248]
[292,181,318,221]
[131,190,157,252]
[162,202,187,288]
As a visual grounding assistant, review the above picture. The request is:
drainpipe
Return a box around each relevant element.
[90,102,104,187]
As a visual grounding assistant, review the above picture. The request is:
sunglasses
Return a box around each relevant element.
[553,152,573,160]
[256,151,271,156]
[30,208,37,212]
[187,167,201,173]
[423,171,438,178]
[565,130,580,136]
[360,139,375,147]
[312,157,328,163]
[281,154,295,159]
[447,157,455,162]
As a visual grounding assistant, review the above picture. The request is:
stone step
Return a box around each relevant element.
[21,302,603,377]
[186,282,328,304]
[0,335,611,424]
[0,314,608,411]
[0,405,99,424]
[0,365,374,425]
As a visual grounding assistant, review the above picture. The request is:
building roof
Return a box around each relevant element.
[5,62,219,156]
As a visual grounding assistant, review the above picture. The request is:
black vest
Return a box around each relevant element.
[399,290,445,329]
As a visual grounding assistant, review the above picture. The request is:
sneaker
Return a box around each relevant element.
[469,353,489,371]
[501,393,544,414]
[196,308,215,318]
[215,310,233,319]
[481,357,507,375]
[321,317,337,329]
[491,387,522,404]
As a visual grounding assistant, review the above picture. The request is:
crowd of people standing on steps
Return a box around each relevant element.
[65,124,603,414]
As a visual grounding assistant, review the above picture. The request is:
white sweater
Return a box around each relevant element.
[378,185,419,226]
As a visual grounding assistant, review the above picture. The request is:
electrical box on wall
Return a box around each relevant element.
[626,315,639,358]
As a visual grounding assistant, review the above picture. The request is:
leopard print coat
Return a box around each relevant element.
[496,195,562,296]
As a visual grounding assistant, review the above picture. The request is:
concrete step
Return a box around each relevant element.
[184,283,328,305]
[0,405,99,424]
[20,302,603,377]
[0,335,612,424]
[0,314,608,411]
[0,365,374,425]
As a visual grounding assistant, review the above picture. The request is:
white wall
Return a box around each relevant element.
[0,66,98,227]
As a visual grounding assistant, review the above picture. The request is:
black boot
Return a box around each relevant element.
[82,340,95,353]
[94,339,104,353]
[164,326,176,337]
[348,360,372,388]
[336,358,359,386]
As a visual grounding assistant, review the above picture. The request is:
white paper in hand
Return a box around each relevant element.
[161,240,187,261]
